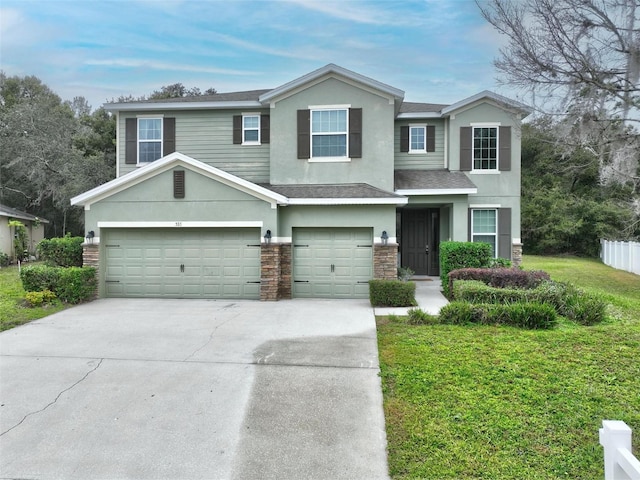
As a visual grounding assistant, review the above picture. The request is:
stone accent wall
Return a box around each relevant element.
[373,244,398,280]
[260,243,280,301]
[512,242,523,267]
[82,243,100,299]
[278,244,292,300]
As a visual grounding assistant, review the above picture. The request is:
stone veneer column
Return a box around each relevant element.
[82,243,99,270]
[278,244,292,300]
[260,243,280,301]
[373,244,398,280]
[512,242,523,267]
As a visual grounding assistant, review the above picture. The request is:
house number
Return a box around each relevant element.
[175,221,182,227]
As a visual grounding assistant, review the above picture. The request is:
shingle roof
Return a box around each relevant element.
[259,183,403,199]
[398,102,448,114]
[0,204,49,223]
[115,89,272,104]
[394,170,477,191]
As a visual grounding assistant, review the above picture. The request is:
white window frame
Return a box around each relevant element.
[409,125,427,153]
[309,106,349,161]
[242,114,261,145]
[137,116,163,164]
[471,208,498,258]
[472,124,499,172]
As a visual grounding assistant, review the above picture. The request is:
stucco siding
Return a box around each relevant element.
[118,110,270,182]
[394,118,446,170]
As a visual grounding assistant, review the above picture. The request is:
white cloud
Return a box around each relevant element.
[283,0,419,26]
[84,59,260,76]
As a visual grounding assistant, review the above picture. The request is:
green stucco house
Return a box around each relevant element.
[71,64,530,300]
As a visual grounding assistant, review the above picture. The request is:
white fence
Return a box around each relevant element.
[600,240,640,275]
[600,420,640,480]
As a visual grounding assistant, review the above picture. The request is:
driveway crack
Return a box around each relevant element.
[0,358,104,437]
[183,315,237,361]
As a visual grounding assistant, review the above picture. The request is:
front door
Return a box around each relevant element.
[401,209,440,276]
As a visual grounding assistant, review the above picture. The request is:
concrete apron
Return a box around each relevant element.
[0,298,389,480]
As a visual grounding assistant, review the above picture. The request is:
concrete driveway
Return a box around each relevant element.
[0,298,389,480]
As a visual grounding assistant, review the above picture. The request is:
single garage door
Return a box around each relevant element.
[103,228,261,299]
[292,228,373,298]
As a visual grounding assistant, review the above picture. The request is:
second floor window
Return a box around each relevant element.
[138,118,163,163]
[243,115,260,144]
[473,127,497,170]
[410,126,426,153]
[311,109,347,157]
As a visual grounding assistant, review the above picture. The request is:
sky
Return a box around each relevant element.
[0,0,516,111]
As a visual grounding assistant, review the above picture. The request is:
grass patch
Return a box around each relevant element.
[0,265,68,331]
[378,255,640,479]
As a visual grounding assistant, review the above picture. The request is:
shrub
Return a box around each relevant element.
[369,279,417,307]
[453,280,527,304]
[448,267,550,297]
[24,290,57,307]
[21,265,96,304]
[439,301,557,329]
[439,242,492,297]
[407,308,439,325]
[397,266,415,282]
[0,251,9,267]
[488,257,512,268]
[37,234,84,267]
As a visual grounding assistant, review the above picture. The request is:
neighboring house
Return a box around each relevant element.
[0,204,49,260]
[71,64,530,300]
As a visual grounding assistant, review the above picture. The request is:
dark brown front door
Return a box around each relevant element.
[401,209,440,276]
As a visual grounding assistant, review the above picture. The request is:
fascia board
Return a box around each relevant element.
[287,197,408,206]
[0,211,50,223]
[396,112,443,119]
[442,90,531,116]
[395,188,478,195]
[103,100,264,112]
[71,152,288,207]
[260,64,404,104]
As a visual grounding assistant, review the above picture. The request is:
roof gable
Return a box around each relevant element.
[70,152,287,208]
[441,90,531,117]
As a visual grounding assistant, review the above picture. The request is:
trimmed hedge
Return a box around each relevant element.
[439,301,557,329]
[37,234,84,267]
[453,279,607,325]
[20,265,96,304]
[369,279,417,307]
[449,267,551,296]
[439,242,492,297]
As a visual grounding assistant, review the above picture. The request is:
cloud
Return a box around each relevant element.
[208,32,323,61]
[84,59,260,76]
[283,0,419,26]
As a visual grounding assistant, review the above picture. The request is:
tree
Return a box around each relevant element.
[478,0,640,192]
[111,83,217,102]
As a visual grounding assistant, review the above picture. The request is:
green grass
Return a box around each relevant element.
[0,265,68,331]
[378,255,640,479]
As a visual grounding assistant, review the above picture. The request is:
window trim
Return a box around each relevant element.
[137,116,163,165]
[471,124,499,172]
[409,124,427,154]
[471,208,498,258]
[242,113,261,145]
[309,105,350,161]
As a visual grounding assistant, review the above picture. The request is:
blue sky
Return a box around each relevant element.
[0,0,514,110]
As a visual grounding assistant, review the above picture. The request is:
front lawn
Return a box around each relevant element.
[0,265,68,331]
[378,255,640,479]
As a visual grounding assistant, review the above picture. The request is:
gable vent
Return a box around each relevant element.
[174,170,185,198]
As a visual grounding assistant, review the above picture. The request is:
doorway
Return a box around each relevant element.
[400,208,440,276]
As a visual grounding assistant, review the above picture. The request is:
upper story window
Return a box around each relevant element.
[243,115,260,144]
[410,126,426,153]
[138,118,163,163]
[473,126,498,170]
[311,109,348,158]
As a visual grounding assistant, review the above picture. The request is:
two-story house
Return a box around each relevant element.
[71,64,530,300]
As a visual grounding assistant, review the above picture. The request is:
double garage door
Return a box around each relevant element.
[103,228,261,299]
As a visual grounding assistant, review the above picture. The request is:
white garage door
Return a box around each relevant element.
[103,228,261,299]
[292,228,373,298]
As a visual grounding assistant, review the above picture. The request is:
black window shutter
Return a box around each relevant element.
[297,109,310,159]
[125,118,137,164]
[426,125,436,152]
[233,115,242,144]
[499,126,511,171]
[174,170,185,199]
[498,208,512,259]
[460,126,472,171]
[400,126,409,152]
[163,117,175,155]
[348,108,362,158]
[261,114,270,144]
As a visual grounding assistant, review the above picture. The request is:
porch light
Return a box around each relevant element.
[85,230,95,244]
[381,230,389,245]
[264,229,272,244]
